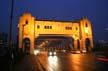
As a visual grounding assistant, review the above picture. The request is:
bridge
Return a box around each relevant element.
[18,13,93,54]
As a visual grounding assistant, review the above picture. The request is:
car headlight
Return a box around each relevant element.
[34,50,39,55]
[82,50,87,53]
[49,52,52,56]
[76,50,81,54]
[53,51,56,55]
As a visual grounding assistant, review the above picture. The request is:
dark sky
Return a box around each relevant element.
[0,0,108,42]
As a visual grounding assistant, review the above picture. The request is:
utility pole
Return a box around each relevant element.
[9,0,14,53]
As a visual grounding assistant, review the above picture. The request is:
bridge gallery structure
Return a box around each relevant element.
[18,13,93,54]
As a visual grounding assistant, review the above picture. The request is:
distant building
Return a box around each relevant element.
[0,32,8,46]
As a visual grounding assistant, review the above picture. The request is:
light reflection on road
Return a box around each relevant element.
[48,56,59,71]
[70,54,82,71]
[38,52,108,71]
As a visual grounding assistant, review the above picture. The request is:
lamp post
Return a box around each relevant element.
[9,0,14,58]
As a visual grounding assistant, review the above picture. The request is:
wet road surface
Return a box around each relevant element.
[37,51,108,71]
[13,51,108,71]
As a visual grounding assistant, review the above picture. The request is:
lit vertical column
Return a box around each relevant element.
[74,39,77,50]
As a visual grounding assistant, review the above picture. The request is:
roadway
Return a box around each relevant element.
[14,51,108,71]
[36,51,108,71]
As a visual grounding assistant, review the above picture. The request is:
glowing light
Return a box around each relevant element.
[75,50,81,54]
[62,49,66,52]
[42,42,45,45]
[53,51,56,55]
[85,27,88,33]
[98,57,108,61]
[70,54,82,71]
[49,52,52,56]
[48,56,58,61]
[48,56,58,64]
[48,56,58,71]
[73,35,75,38]
[34,50,39,55]
[45,40,48,43]
[18,24,19,28]
[48,51,56,56]
[82,50,87,53]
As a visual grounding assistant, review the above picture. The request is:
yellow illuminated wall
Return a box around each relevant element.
[18,13,93,54]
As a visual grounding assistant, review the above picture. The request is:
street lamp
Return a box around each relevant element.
[9,0,14,59]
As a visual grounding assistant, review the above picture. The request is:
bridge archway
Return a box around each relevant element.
[34,35,75,52]
[85,38,90,52]
[64,37,74,51]
[23,38,30,54]
[77,39,80,50]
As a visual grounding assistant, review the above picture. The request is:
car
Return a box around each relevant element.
[97,52,108,61]
[81,50,87,53]
[61,49,66,52]
[48,51,56,56]
[34,49,40,55]
[70,50,81,54]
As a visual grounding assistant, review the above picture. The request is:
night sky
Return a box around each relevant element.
[0,0,108,43]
